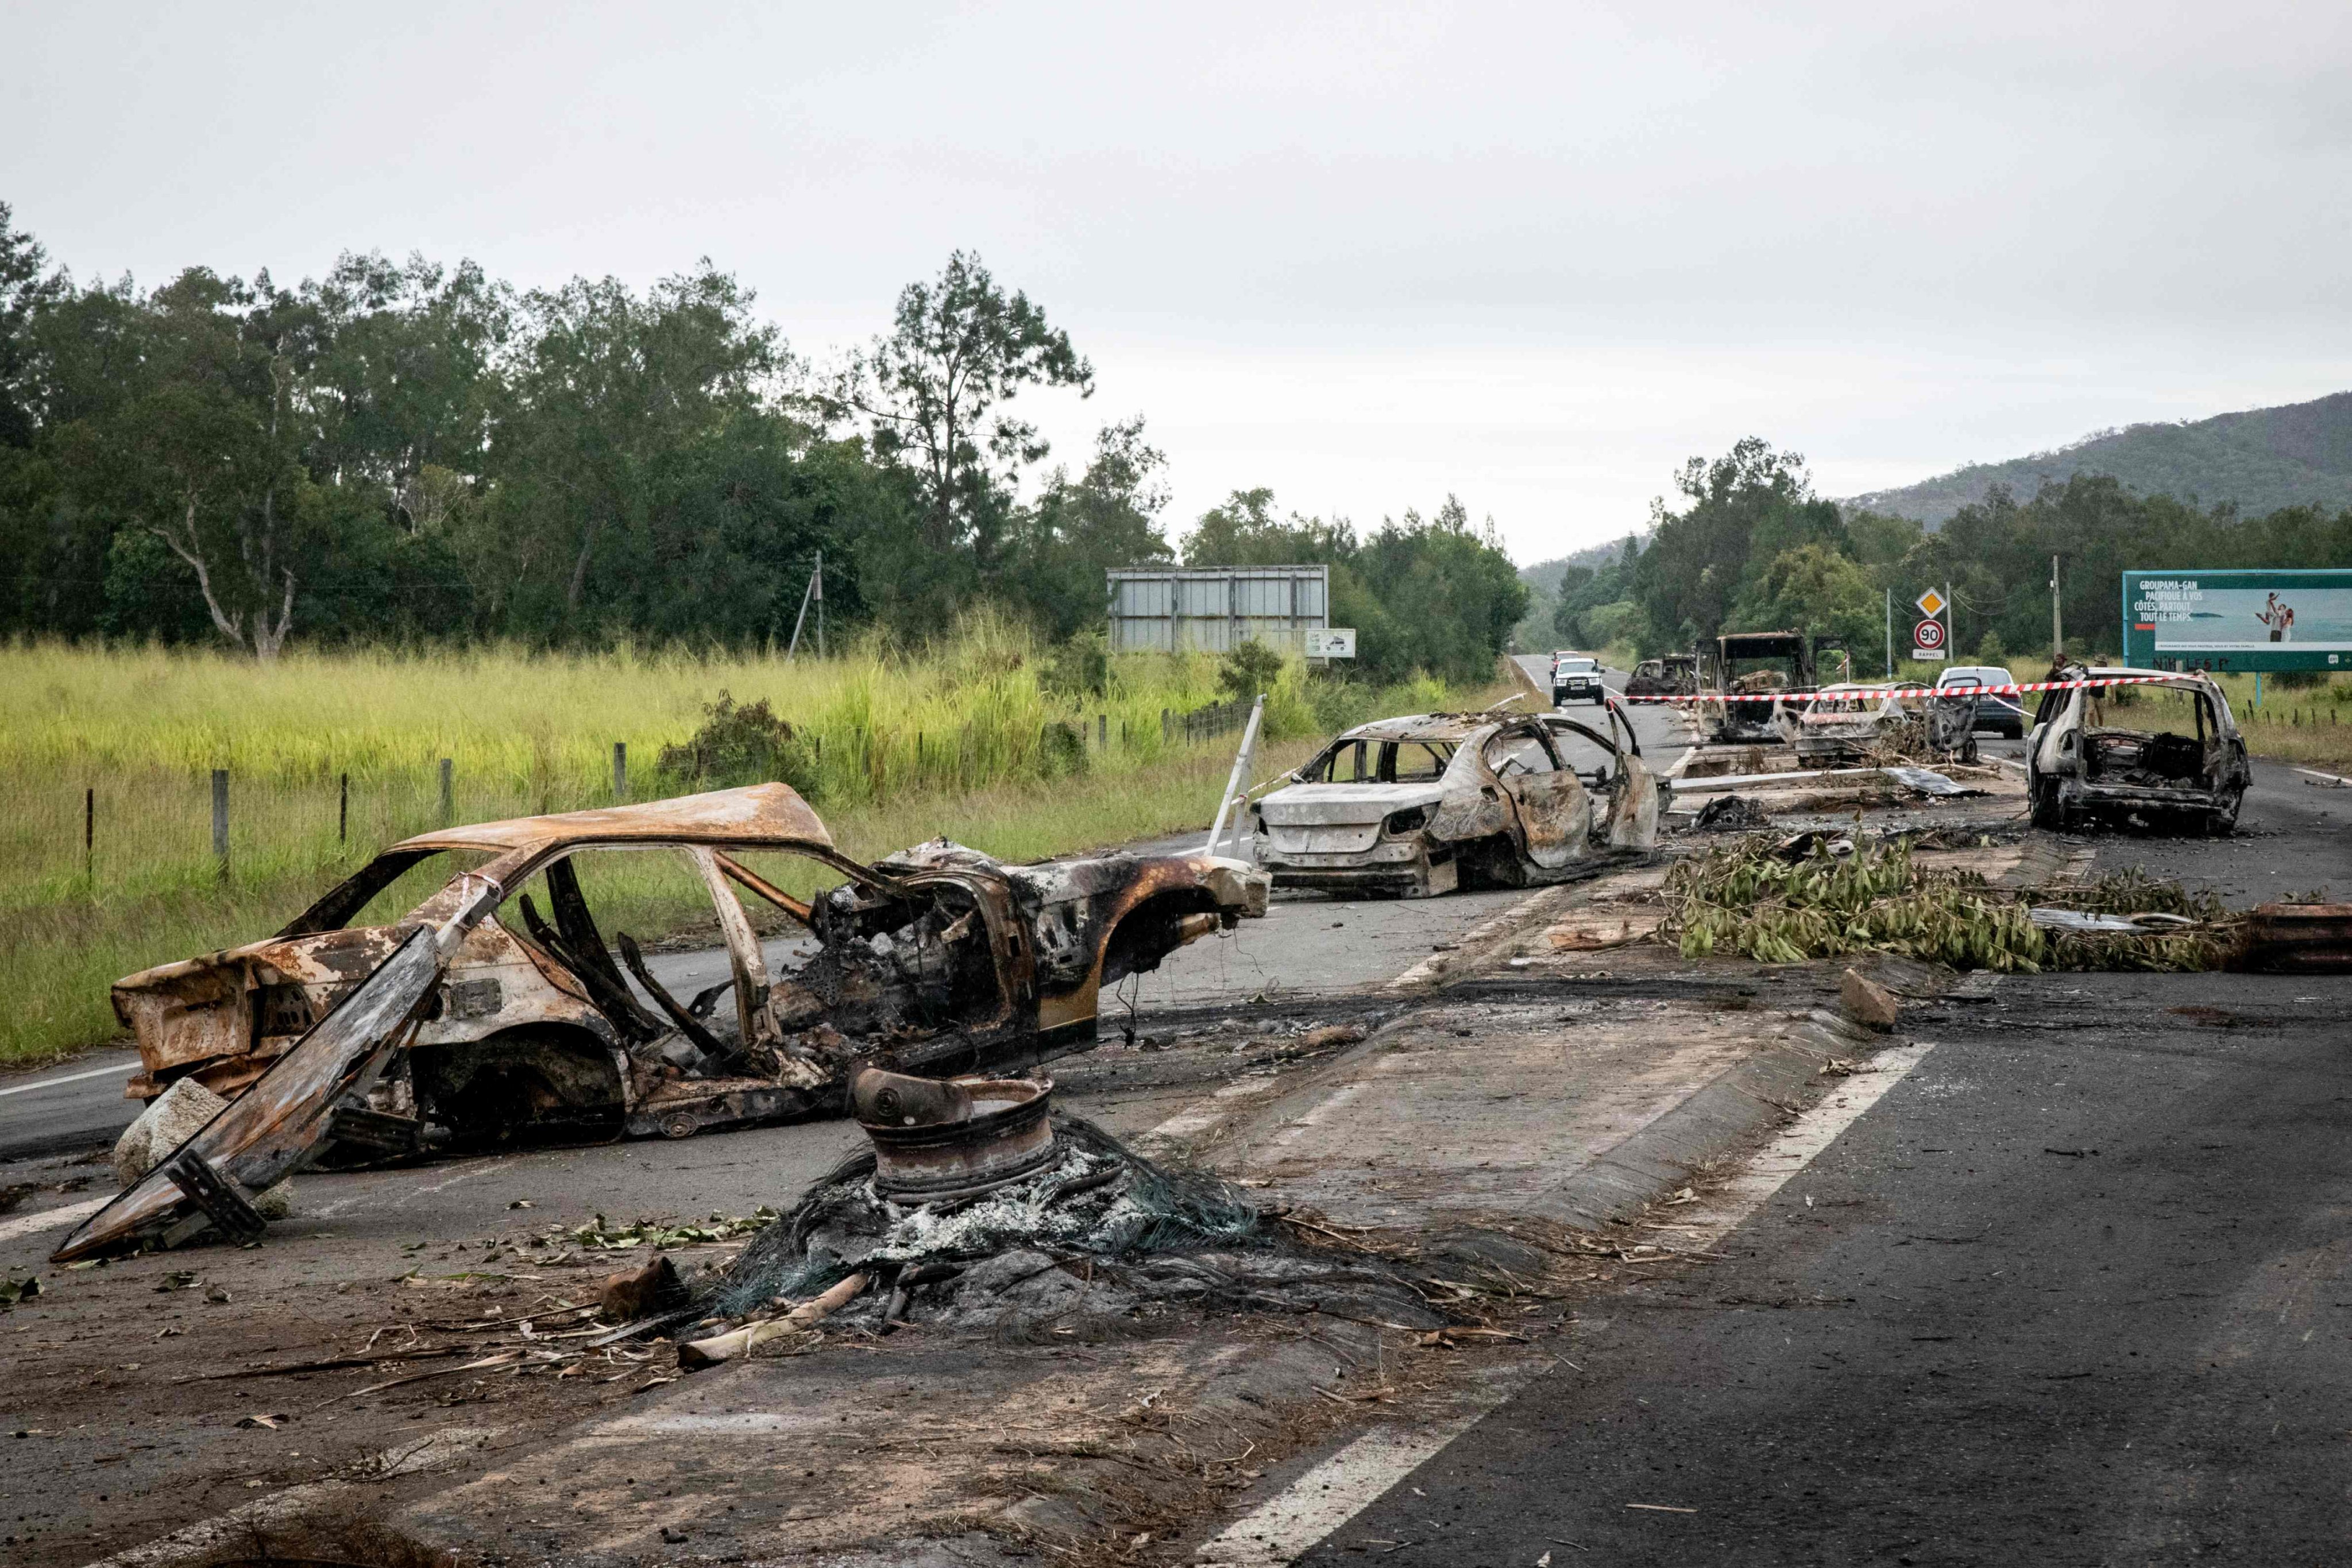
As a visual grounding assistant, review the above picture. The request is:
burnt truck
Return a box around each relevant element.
[2026,663,2250,834]
[1696,630,1849,743]
[61,785,1265,1262]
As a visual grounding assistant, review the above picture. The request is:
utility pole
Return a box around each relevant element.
[2049,554,2063,663]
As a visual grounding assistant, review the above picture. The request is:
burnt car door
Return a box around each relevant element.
[1482,721,1590,869]
[1543,707,1662,850]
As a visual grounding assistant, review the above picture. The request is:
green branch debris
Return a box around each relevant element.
[1659,835,2232,973]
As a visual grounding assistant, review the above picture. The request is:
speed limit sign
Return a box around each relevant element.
[1913,617,1946,652]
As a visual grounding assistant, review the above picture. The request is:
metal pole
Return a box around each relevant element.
[211,768,229,883]
[786,559,817,659]
[1884,588,1893,678]
[338,772,348,844]
[814,549,824,660]
[439,757,454,824]
[1945,581,1954,664]
[1204,694,1266,858]
[2050,554,2063,663]
[613,741,628,802]
[84,786,94,886]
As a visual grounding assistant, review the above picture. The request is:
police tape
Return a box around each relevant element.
[1602,673,2190,705]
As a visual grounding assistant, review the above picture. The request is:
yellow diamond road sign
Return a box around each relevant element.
[1915,588,1947,618]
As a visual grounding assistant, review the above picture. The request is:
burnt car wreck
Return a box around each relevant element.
[2027,665,2250,834]
[64,785,1264,1261]
[1248,708,1665,897]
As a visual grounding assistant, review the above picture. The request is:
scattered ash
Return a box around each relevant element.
[698,1116,1470,1339]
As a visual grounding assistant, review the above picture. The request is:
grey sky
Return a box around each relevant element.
[8,1,2349,561]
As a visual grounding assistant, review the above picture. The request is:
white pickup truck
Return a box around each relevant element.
[1550,654,1605,706]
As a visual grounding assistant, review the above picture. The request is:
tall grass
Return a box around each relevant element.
[0,624,1496,1067]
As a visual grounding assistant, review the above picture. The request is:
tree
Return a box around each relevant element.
[0,202,66,451]
[1005,416,1176,639]
[483,264,784,636]
[1632,438,1843,647]
[829,252,1092,568]
[1731,543,1880,650]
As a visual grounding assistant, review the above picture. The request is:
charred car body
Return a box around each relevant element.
[1625,655,1697,699]
[69,785,1265,1260]
[2027,665,2249,834]
[1248,708,1664,897]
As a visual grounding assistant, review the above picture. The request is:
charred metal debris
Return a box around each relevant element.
[57,786,1267,1263]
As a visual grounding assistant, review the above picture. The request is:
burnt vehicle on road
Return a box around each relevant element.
[1697,630,1849,743]
[2026,665,2250,834]
[1248,708,1664,897]
[65,785,1265,1261]
[1625,654,1698,699]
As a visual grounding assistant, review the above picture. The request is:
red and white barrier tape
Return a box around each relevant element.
[1606,674,2191,705]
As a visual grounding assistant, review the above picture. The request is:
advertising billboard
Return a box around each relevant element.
[2121,569,2352,673]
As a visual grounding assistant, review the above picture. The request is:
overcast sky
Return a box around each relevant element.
[8,1,2349,563]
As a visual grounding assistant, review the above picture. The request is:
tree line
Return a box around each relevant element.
[1552,435,2352,670]
[0,205,1523,683]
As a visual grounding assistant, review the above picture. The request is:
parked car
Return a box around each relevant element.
[1935,665,2028,739]
[2026,664,2249,834]
[1249,708,1664,897]
[62,784,1266,1261]
[1625,655,1697,698]
[1551,654,1606,706]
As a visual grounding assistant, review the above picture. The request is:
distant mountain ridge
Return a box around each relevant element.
[1846,391,2352,526]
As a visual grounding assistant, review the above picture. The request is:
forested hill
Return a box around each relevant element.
[1517,532,1644,596]
[1847,391,2352,526]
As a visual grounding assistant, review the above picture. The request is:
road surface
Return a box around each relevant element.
[1286,737,2352,1566]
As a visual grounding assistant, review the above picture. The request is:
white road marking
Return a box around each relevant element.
[2295,766,2352,788]
[0,1194,109,1246]
[0,1061,133,1098]
[1188,1041,1936,1566]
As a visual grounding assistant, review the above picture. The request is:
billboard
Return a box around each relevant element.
[2121,569,2352,673]
[1106,566,1329,654]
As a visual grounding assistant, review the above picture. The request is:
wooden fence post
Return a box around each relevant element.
[613,741,628,802]
[84,786,94,886]
[211,768,229,883]
[439,757,454,823]
[338,773,349,844]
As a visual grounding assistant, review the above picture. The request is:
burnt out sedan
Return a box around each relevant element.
[64,785,1263,1260]
[1248,708,1664,897]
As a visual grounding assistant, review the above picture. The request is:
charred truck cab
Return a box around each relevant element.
[2026,665,2250,835]
[1697,630,1849,743]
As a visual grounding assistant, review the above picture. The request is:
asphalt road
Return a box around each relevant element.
[1300,750,2352,1565]
[0,652,1681,1163]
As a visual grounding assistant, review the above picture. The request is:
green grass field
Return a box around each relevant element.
[0,630,1491,1068]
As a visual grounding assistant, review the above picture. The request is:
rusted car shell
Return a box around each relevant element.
[1778,684,1935,765]
[1250,708,1663,897]
[71,785,1264,1262]
[2026,666,2250,834]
